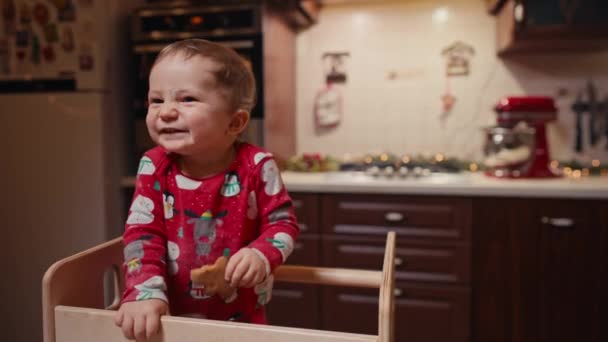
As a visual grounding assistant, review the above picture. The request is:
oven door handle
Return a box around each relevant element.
[133,40,254,54]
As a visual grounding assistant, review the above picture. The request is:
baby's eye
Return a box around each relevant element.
[149,98,163,104]
[182,96,198,102]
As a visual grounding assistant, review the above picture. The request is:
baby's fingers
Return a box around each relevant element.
[114,309,124,327]
[121,315,135,340]
[225,253,243,282]
[133,315,147,342]
[229,258,249,287]
[239,267,257,288]
[145,312,161,340]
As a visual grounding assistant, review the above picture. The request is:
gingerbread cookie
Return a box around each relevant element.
[190,252,237,303]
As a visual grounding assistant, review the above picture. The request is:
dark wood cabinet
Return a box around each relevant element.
[266,283,321,329]
[320,194,472,341]
[267,0,320,30]
[322,235,470,284]
[322,283,470,342]
[321,194,471,240]
[496,0,608,55]
[272,191,607,342]
[266,192,321,329]
[472,197,608,342]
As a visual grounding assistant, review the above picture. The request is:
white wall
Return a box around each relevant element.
[296,0,608,162]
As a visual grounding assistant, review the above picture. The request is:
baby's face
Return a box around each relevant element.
[146,54,235,156]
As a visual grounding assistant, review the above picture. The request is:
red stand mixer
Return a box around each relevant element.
[483,96,560,178]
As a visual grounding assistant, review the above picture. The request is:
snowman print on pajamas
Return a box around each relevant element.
[220,171,241,197]
[261,159,282,196]
[163,191,175,219]
[124,235,154,274]
[167,240,180,275]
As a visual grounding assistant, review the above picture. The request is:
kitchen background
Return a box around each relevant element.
[295,0,608,163]
[1,0,607,342]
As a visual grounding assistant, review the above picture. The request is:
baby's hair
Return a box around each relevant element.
[153,39,257,113]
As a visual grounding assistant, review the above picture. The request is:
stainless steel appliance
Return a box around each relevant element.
[0,1,144,341]
[482,96,560,178]
[130,2,265,165]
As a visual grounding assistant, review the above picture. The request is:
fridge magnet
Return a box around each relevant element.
[31,34,40,64]
[33,3,49,27]
[78,44,94,71]
[50,0,68,8]
[57,0,76,22]
[19,1,31,24]
[79,20,96,41]
[43,23,59,43]
[2,0,16,34]
[441,41,475,76]
[15,29,29,47]
[0,39,9,74]
[42,45,55,62]
[78,0,94,8]
[16,49,26,61]
[60,26,74,52]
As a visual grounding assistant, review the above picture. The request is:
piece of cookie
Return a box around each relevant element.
[190,252,237,303]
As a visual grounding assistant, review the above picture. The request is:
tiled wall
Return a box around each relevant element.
[295,0,608,162]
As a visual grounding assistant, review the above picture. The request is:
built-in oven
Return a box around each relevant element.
[129,3,265,162]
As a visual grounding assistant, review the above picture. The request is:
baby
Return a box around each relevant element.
[114,39,299,341]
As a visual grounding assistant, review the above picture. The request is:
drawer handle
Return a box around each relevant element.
[394,288,404,297]
[394,257,404,266]
[541,216,575,229]
[385,212,405,223]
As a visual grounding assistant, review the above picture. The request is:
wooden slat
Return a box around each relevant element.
[378,232,396,342]
[43,233,397,342]
[55,306,378,342]
[275,265,382,288]
[42,237,124,342]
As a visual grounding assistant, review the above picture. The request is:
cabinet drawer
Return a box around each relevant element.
[291,192,320,234]
[322,236,470,284]
[285,234,320,266]
[322,283,470,342]
[267,283,320,329]
[322,195,471,241]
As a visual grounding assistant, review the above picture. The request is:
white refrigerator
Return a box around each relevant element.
[0,1,143,341]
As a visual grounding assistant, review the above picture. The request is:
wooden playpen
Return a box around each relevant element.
[42,232,396,342]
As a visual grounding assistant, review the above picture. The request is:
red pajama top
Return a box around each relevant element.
[121,142,299,323]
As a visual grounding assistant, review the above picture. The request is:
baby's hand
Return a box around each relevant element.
[225,248,267,288]
[114,299,169,341]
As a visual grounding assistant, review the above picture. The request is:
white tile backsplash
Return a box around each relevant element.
[296,0,608,162]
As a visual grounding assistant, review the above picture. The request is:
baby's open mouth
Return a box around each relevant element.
[160,128,187,134]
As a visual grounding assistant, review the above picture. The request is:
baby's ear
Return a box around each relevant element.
[227,109,250,136]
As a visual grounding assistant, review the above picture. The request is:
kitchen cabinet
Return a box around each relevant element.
[273,191,608,342]
[320,194,472,342]
[266,193,322,329]
[267,0,320,30]
[495,0,608,55]
[322,283,470,342]
[267,192,472,341]
[472,197,608,342]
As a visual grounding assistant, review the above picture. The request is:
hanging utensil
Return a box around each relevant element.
[603,94,608,150]
[571,91,585,153]
[587,80,599,147]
